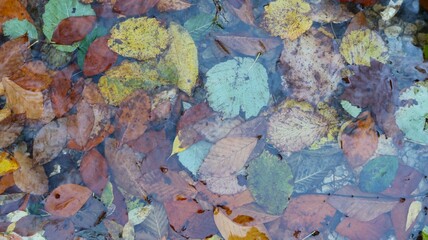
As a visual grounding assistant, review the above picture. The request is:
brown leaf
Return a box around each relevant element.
[344,12,368,35]
[0,36,30,79]
[82,83,105,105]
[177,102,213,131]
[83,35,118,76]
[14,215,48,237]
[115,90,151,145]
[33,118,68,165]
[336,214,392,240]
[0,0,33,33]
[113,0,159,16]
[52,16,97,45]
[2,77,44,119]
[0,173,15,194]
[309,0,353,23]
[327,186,398,221]
[67,100,114,151]
[10,61,52,91]
[225,0,255,26]
[156,0,191,12]
[50,64,84,117]
[339,111,378,168]
[79,149,108,195]
[13,149,48,195]
[215,35,282,56]
[45,184,92,218]
[0,115,24,148]
[104,138,147,199]
[129,129,167,154]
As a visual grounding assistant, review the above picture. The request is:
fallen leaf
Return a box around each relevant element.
[382,164,423,197]
[340,29,388,66]
[136,201,169,240]
[82,82,105,105]
[52,16,96,45]
[183,13,215,41]
[263,0,312,40]
[115,90,151,145]
[10,61,52,92]
[340,0,378,6]
[391,200,421,240]
[2,18,38,40]
[83,35,118,76]
[229,203,280,226]
[214,35,282,56]
[205,57,270,119]
[0,0,33,33]
[309,0,353,23]
[113,0,159,16]
[327,185,398,221]
[108,17,168,61]
[0,173,15,194]
[45,184,92,218]
[247,151,293,215]
[2,77,44,119]
[0,36,30,79]
[225,0,255,26]
[79,149,108,195]
[150,88,177,122]
[104,138,147,199]
[359,155,399,193]
[32,118,67,165]
[0,115,24,148]
[336,214,392,240]
[0,151,19,177]
[177,141,212,177]
[43,220,74,240]
[13,149,48,195]
[156,0,191,12]
[164,198,201,233]
[77,26,109,70]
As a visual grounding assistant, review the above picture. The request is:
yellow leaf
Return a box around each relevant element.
[0,151,19,176]
[340,29,388,66]
[0,108,11,122]
[406,201,422,231]
[108,17,169,61]
[263,0,312,40]
[171,131,187,155]
[160,22,198,95]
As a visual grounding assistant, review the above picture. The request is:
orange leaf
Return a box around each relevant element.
[52,16,97,45]
[83,35,118,76]
[45,184,92,218]
[0,173,15,194]
[10,61,52,91]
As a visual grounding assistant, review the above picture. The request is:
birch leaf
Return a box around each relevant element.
[205,57,269,119]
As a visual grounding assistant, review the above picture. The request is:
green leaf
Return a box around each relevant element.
[205,57,270,119]
[42,0,95,52]
[177,141,212,177]
[340,100,361,118]
[77,26,108,69]
[395,82,428,144]
[184,13,215,41]
[247,151,294,215]
[359,156,398,193]
[2,18,38,40]
[422,226,428,240]
[138,202,169,240]
[100,181,114,208]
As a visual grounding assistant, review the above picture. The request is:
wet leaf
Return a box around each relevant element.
[80,149,108,195]
[0,36,30,80]
[0,115,24,148]
[229,203,280,226]
[263,0,312,40]
[2,18,37,40]
[51,16,96,45]
[2,77,44,119]
[137,201,169,240]
[45,184,92,218]
[0,151,19,177]
[340,0,378,6]
[382,164,423,197]
[340,29,388,66]
[280,29,344,103]
[42,0,95,52]
[0,173,15,194]
[184,13,214,41]
[164,198,201,233]
[336,214,392,240]
[43,220,74,240]
[159,22,198,95]
[340,100,362,118]
[156,0,191,12]
[309,0,353,23]
[108,17,168,61]
[225,0,255,26]
[177,141,212,177]
[395,82,428,144]
[391,200,421,239]
[247,151,293,215]
[205,57,270,119]
[215,35,282,56]
[33,118,67,165]
[359,156,399,193]
[77,26,109,69]
[0,0,33,34]
[327,186,398,221]
[113,0,159,16]
[13,149,48,195]
[267,100,331,153]
[83,35,118,76]
[10,61,52,92]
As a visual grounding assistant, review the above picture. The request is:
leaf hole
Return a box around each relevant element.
[55,193,61,199]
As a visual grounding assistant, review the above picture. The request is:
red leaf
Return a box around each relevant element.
[0,173,15,194]
[164,198,201,232]
[11,61,52,91]
[113,0,159,16]
[80,149,108,195]
[0,36,30,79]
[177,102,213,131]
[52,16,97,45]
[336,214,392,240]
[83,35,118,76]
[45,184,92,218]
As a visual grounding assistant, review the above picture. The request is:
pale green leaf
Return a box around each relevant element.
[184,13,215,41]
[128,205,152,226]
[247,151,294,215]
[340,100,361,118]
[2,18,38,40]
[205,57,270,119]
[359,156,398,193]
[177,141,212,177]
[100,181,114,208]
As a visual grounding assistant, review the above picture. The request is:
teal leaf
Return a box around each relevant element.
[247,151,294,215]
[359,156,399,193]
[177,141,212,177]
[205,57,270,119]
[2,18,38,40]
[138,201,169,240]
[184,13,215,41]
[42,0,95,52]
[395,82,428,144]
[77,26,109,69]
[340,100,361,118]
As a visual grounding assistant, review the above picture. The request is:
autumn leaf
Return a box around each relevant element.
[13,148,48,195]
[83,35,118,76]
[340,0,378,6]
[0,36,30,79]
[224,0,255,26]
[0,115,24,148]
[214,35,282,56]
[45,184,92,217]
[10,61,52,92]
[0,151,19,177]
[79,149,108,196]
[309,0,353,23]
[359,155,399,193]
[156,0,191,12]
[0,173,15,194]
[336,214,392,240]
[263,0,312,40]
[391,200,422,239]
[0,0,33,34]
[33,118,68,165]
[113,0,159,16]
[51,16,96,45]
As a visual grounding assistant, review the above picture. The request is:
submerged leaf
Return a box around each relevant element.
[51,16,96,45]
[33,118,67,165]
[13,149,48,195]
[2,18,37,40]
[45,184,92,217]
[184,13,214,41]
[205,57,270,119]
[177,141,212,177]
[138,201,169,240]
[0,151,19,177]
[359,156,399,193]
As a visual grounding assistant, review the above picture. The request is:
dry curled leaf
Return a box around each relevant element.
[45,184,92,218]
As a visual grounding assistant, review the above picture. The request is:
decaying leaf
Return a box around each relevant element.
[80,149,108,195]
[229,203,280,226]
[45,184,92,217]
[224,0,255,26]
[13,149,48,195]
[340,29,388,66]
[0,151,19,177]
[108,17,168,61]
[10,61,52,92]
[280,28,344,103]
[51,16,97,45]
[205,57,270,119]
[0,115,24,148]
[33,118,68,165]
[214,35,282,56]
[137,201,169,240]
[113,0,159,16]
[83,35,118,76]
[309,0,353,23]
[263,0,312,40]
[336,214,392,240]
[156,0,191,12]
[0,0,33,34]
